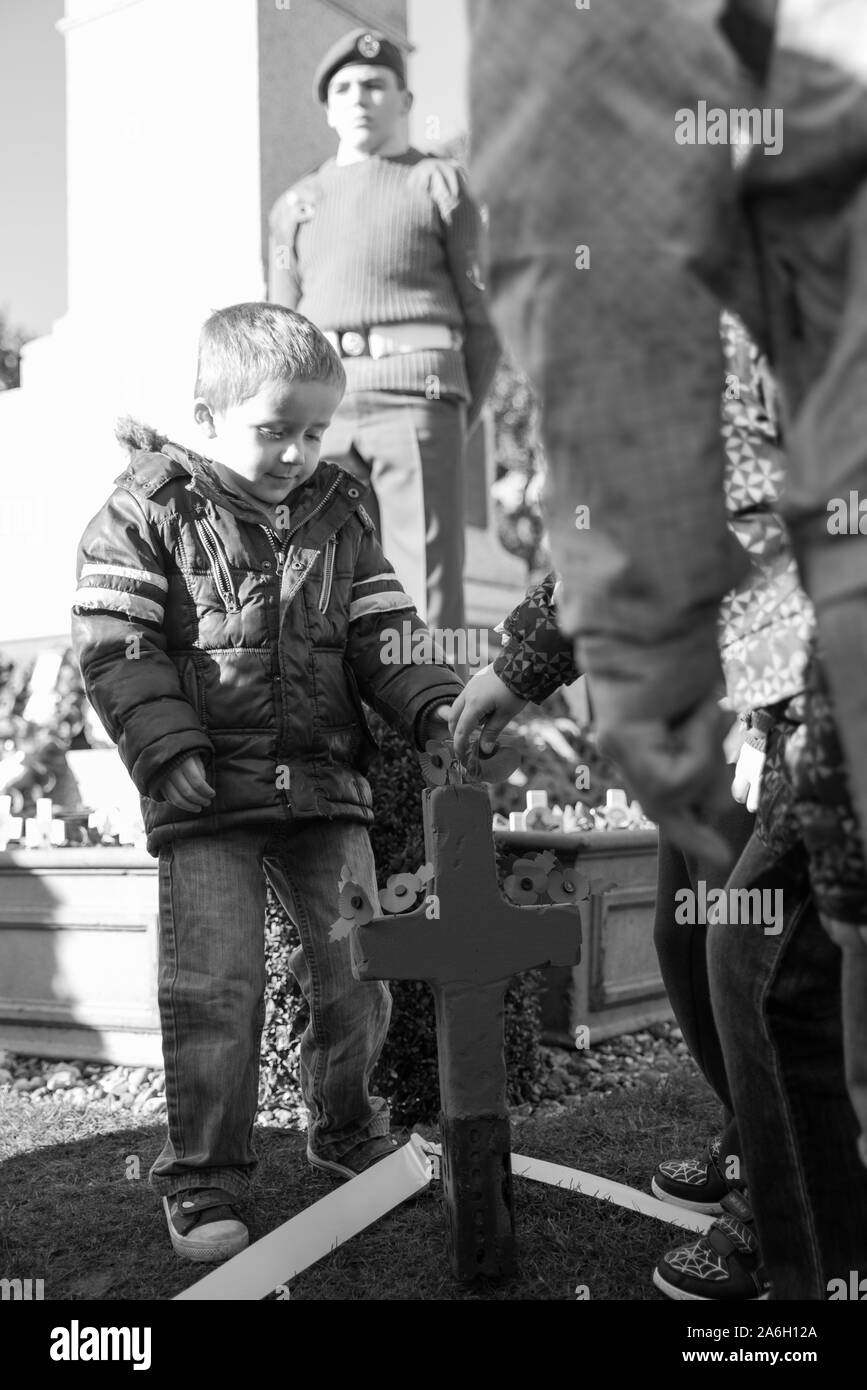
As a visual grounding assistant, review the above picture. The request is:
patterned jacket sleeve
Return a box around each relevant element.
[344,515,465,749]
[717,311,814,713]
[491,572,581,703]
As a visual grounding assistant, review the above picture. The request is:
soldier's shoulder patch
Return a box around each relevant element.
[420,155,465,217]
[282,188,316,222]
[279,169,323,222]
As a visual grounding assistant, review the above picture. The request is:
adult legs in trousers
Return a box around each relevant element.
[322,390,468,638]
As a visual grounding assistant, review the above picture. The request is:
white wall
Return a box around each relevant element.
[61,0,264,422]
[1,0,266,645]
[407,0,469,149]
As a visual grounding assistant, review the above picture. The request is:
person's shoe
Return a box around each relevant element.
[163,1187,249,1263]
[306,1132,412,1181]
[651,1137,735,1214]
[652,1189,770,1301]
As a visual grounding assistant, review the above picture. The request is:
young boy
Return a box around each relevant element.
[72,302,462,1263]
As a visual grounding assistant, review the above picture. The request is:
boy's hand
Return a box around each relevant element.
[449,663,527,761]
[156,754,215,812]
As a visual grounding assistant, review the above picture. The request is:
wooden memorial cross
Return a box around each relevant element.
[352,757,582,1282]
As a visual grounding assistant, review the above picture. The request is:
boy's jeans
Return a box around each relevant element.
[148,821,391,1199]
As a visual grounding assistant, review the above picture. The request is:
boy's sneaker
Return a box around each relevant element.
[307,1132,412,1181]
[651,1137,734,1214]
[163,1187,249,1263]
[652,1189,770,1301]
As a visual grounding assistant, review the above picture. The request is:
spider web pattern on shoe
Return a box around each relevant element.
[715,1214,756,1254]
[657,1158,710,1187]
[666,1239,728,1283]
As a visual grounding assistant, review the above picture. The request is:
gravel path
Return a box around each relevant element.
[0,1022,694,1129]
[520,1021,694,1118]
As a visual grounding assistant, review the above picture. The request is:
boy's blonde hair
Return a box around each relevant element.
[195,302,346,413]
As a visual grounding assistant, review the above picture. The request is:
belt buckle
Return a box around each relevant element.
[340,331,367,358]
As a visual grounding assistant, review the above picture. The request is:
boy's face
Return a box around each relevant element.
[195,378,344,507]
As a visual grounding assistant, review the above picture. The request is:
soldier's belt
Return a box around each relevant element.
[324,324,463,359]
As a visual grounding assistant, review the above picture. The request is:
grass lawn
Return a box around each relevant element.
[0,1064,720,1302]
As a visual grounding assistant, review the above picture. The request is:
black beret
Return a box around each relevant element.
[314,28,406,104]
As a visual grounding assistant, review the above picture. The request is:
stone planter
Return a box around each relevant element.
[0,827,665,1066]
[0,847,161,1066]
[496,827,668,1045]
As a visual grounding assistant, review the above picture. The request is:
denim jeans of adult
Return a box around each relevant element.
[707,832,867,1299]
[759,659,867,1168]
[653,796,755,1178]
[149,820,391,1199]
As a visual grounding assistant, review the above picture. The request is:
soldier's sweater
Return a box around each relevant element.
[268,149,500,423]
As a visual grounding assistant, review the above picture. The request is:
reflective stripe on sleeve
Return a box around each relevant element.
[352,573,396,588]
[73,586,164,625]
[349,590,416,623]
[80,562,168,593]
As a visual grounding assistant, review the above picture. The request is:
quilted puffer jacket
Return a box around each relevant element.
[72,425,464,855]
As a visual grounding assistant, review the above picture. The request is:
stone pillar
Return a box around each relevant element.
[0,0,525,650]
[49,0,410,433]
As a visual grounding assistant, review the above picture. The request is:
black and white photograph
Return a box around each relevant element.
[0,0,865,1353]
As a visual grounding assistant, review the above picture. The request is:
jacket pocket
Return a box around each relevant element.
[176,653,207,724]
[195,517,240,612]
[322,721,361,766]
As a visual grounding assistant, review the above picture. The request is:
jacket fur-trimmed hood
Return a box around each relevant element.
[115,416,170,456]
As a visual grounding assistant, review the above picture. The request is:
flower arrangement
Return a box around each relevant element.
[0,649,90,819]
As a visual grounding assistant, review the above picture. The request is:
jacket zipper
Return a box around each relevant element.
[318,537,337,613]
[196,517,240,612]
[267,476,343,607]
[200,477,344,611]
[261,525,290,574]
[285,478,342,543]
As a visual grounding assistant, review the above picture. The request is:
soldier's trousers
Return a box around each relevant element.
[321,391,468,643]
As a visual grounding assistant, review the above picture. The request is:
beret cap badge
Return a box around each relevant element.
[314,27,405,103]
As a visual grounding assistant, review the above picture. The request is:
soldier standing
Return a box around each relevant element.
[269,27,500,639]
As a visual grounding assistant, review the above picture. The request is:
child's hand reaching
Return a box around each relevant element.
[156,754,215,812]
[448,663,527,761]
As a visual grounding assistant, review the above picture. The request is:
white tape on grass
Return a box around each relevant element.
[510,1153,715,1233]
[174,1134,433,1301]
